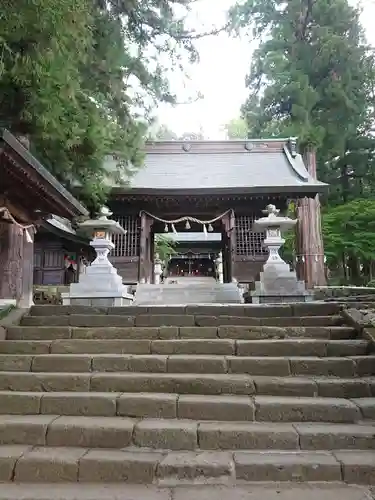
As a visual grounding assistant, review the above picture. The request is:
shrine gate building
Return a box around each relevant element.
[106,138,327,287]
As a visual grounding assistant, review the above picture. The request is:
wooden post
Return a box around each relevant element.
[229,210,236,281]
[0,222,24,305]
[139,212,147,283]
[296,149,326,287]
[19,226,35,307]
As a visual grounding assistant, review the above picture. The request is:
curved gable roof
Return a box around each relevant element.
[107,138,327,197]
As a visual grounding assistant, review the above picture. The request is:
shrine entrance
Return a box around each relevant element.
[139,210,232,284]
[167,253,216,279]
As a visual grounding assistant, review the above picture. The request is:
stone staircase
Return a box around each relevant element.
[133,282,242,305]
[0,302,374,485]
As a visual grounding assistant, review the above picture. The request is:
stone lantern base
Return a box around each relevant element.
[61,237,134,307]
[251,261,312,304]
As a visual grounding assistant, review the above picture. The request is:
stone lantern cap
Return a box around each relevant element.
[253,204,296,232]
[77,206,126,236]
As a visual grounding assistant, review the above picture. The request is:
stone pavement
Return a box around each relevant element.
[0,484,373,500]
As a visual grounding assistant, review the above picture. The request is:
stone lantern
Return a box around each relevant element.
[62,207,133,307]
[251,204,311,303]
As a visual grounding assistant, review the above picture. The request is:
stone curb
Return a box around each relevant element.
[341,309,375,350]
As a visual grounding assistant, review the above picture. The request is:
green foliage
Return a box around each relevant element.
[149,124,205,141]
[0,0,198,211]
[223,117,249,139]
[231,0,375,156]
[155,234,177,262]
[323,199,375,263]
[230,0,375,285]
[150,124,178,140]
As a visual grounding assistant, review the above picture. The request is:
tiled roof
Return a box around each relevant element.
[106,139,327,196]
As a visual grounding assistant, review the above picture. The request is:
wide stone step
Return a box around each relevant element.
[16,315,353,329]
[1,484,373,499]
[0,414,374,450]
[0,390,373,418]
[8,325,356,341]
[0,349,371,376]
[29,303,342,317]
[0,371,374,396]
[0,377,373,411]
[21,315,345,328]
[0,354,373,377]
[0,445,374,484]
[0,340,368,365]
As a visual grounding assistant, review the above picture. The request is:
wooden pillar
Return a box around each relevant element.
[0,221,24,305]
[139,212,147,283]
[229,210,236,281]
[222,212,236,283]
[149,229,155,284]
[19,226,35,307]
[296,149,326,287]
[145,219,153,284]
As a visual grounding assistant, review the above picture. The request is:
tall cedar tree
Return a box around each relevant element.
[0,0,199,211]
[230,0,375,283]
[230,0,375,160]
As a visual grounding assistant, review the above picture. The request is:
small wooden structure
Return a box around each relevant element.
[0,130,88,307]
[34,216,92,287]
[107,138,327,287]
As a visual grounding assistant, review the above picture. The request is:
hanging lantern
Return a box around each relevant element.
[164,224,169,233]
[172,224,178,235]
[208,224,214,232]
[185,220,191,230]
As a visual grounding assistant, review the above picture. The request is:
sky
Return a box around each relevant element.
[155,0,375,139]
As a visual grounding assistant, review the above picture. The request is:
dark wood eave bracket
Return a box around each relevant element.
[0,129,88,220]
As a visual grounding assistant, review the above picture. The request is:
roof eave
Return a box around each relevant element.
[40,219,90,245]
[0,129,88,218]
[111,183,328,198]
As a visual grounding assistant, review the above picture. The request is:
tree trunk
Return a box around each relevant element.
[296,148,326,287]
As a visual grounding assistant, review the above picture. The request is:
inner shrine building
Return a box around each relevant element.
[106,138,327,288]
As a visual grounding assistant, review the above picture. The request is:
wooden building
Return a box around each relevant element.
[166,233,221,279]
[0,130,88,307]
[107,138,327,286]
[34,216,92,287]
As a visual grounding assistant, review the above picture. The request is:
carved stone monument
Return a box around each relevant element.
[251,204,312,304]
[62,207,133,307]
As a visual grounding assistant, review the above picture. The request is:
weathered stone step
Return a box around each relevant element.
[0,444,374,484]
[29,303,342,317]
[0,341,368,367]
[0,349,370,377]
[8,325,356,341]
[0,414,374,451]
[1,484,373,500]
[0,377,373,413]
[0,369,373,397]
[0,390,373,419]
[0,354,375,383]
[21,315,345,328]
[0,354,373,378]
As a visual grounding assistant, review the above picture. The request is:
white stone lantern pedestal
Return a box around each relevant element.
[251,204,312,304]
[62,207,133,307]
